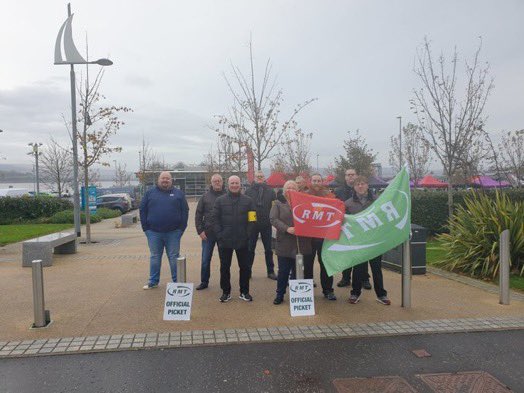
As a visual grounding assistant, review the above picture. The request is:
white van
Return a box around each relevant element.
[0,188,30,197]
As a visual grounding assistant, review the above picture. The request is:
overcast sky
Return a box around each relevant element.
[1,0,523,173]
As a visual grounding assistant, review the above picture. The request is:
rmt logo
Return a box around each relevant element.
[290,282,313,294]
[292,202,343,229]
[167,285,191,297]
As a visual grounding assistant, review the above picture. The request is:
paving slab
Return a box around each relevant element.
[0,202,523,344]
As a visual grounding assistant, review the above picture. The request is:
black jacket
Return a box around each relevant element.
[334,183,354,203]
[245,182,276,227]
[213,191,256,249]
[195,186,226,237]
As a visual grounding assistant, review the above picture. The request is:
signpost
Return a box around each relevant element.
[81,185,97,214]
[289,279,315,317]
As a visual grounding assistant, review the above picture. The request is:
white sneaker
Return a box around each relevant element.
[143,283,158,290]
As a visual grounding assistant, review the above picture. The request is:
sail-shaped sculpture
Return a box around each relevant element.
[54,14,87,65]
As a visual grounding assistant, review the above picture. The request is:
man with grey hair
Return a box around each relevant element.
[245,170,277,280]
[213,175,257,302]
[194,174,225,290]
[140,171,189,289]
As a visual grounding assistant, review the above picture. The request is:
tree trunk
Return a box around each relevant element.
[447,180,453,219]
[83,161,91,244]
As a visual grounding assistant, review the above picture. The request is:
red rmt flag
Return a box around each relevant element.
[288,190,345,239]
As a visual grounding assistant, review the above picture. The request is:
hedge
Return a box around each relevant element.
[0,196,73,224]
[411,188,524,234]
[47,210,102,224]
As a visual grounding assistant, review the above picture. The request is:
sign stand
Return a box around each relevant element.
[289,279,315,317]
[163,283,194,321]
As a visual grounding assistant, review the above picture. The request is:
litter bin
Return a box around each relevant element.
[382,224,427,275]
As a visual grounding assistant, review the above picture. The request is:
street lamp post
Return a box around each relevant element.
[54,3,113,237]
[396,116,402,168]
[316,154,319,172]
[113,160,118,185]
[28,142,43,195]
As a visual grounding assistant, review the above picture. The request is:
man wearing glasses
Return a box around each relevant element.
[334,168,372,290]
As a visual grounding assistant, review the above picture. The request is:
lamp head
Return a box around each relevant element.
[94,58,113,66]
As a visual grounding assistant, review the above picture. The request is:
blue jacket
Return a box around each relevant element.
[139,186,189,233]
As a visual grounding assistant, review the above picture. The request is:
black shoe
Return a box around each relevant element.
[219,293,231,303]
[239,293,253,302]
[324,291,337,301]
[337,279,350,288]
[363,280,372,290]
[273,297,283,305]
[267,272,277,280]
[196,283,208,290]
[313,281,317,288]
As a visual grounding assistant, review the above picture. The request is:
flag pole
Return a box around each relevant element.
[295,236,304,280]
[401,239,412,308]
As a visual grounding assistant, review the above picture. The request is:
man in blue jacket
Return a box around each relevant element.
[139,171,189,289]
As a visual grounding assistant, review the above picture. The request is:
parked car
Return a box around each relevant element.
[96,193,131,213]
[0,188,30,197]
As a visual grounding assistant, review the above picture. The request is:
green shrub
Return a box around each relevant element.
[411,188,524,234]
[0,196,73,224]
[435,191,524,278]
[96,208,122,219]
[48,210,102,224]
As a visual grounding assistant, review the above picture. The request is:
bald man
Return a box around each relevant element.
[139,171,189,289]
[213,175,257,302]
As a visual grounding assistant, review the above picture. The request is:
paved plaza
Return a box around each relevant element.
[0,202,523,358]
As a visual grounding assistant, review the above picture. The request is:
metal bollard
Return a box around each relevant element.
[401,240,412,308]
[295,254,304,280]
[32,260,47,328]
[499,229,510,305]
[176,256,187,283]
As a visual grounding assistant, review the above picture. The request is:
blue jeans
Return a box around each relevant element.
[145,229,183,285]
[200,236,217,284]
[276,256,297,298]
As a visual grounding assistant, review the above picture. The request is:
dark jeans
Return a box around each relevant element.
[303,253,314,280]
[248,224,275,274]
[200,236,217,285]
[276,256,296,298]
[341,264,370,283]
[351,256,387,297]
[311,238,333,294]
[220,247,250,295]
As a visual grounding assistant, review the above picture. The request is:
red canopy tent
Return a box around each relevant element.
[418,175,448,188]
[266,172,287,188]
[323,174,335,186]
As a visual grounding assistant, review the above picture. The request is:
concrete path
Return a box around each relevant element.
[0,202,523,344]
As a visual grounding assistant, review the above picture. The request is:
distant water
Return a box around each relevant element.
[0,181,139,193]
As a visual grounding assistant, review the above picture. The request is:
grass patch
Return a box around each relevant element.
[0,224,73,246]
[426,237,523,292]
[510,275,524,291]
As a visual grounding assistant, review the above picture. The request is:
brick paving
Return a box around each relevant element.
[0,315,522,358]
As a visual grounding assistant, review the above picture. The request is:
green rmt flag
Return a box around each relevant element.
[322,167,411,276]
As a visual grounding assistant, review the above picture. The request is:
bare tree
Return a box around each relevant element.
[40,138,72,197]
[499,129,524,187]
[274,129,312,176]
[217,39,316,170]
[203,134,246,175]
[77,66,132,243]
[334,130,377,181]
[388,122,431,185]
[113,162,132,187]
[410,37,494,217]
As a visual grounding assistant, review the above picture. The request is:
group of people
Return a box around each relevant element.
[139,168,390,306]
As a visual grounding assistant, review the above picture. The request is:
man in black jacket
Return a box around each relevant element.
[245,171,277,280]
[334,168,371,289]
[213,175,257,302]
[194,174,225,290]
